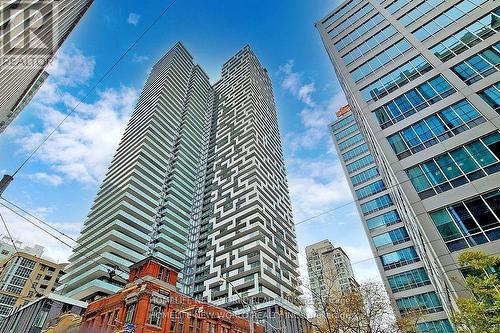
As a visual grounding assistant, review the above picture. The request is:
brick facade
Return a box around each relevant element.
[79,257,264,333]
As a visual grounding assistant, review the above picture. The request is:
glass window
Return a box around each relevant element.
[335,124,358,141]
[328,4,375,39]
[422,161,446,185]
[125,304,135,323]
[338,133,364,151]
[452,44,500,84]
[380,247,420,270]
[478,83,500,114]
[465,141,496,167]
[436,154,462,179]
[361,194,393,215]
[366,210,401,230]
[425,115,447,136]
[346,155,375,173]
[33,310,49,328]
[450,202,485,243]
[430,209,463,242]
[372,227,409,249]
[148,304,165,327]
[451,148,480,173]
[355,180,386,200]
[386,0,411,14]
[351,167,379,186]
[331,114,354,132]
[322,0,364,30]
[407,166,432,192]
[372,75,455,128]
[465,197,499,230]
[387,268,431,292]
[351,39,413,82]
[342,143,369,162]
[396,292,443,314]
[417,320,454,333]
[398,0,445,26]
[388,100,484,159]
[388,134,408,155]
[413,0,488,41]
[342,25,398,65]
[483,191,500,218]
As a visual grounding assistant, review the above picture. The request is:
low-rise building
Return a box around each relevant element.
[79,256,265,333]
[0,252,66,317]
[0,293,87,333]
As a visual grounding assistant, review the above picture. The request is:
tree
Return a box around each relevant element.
[302,255,399,333]
[452,251,500,333]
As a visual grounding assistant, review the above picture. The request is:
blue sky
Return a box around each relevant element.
[0,0,379,283]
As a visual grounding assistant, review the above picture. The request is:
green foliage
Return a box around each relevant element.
[453,251,500,333]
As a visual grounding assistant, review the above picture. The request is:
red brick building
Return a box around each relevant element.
[79,257,264,333]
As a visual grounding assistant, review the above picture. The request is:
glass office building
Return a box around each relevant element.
[319,0,500,331]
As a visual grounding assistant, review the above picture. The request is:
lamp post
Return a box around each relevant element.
[219,276,254,333]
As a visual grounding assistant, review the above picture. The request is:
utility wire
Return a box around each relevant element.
[2,197,498,273]
[292,146,500,227]
[0,211,42,300]
[10,0,179,178]
[0,202,129,282]
[3,196,500,316]
[1,135,499,288]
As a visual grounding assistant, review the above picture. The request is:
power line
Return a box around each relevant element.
[0,202,129,282]
[0,211,42,300]
[2,141,498,279]
[292,145,500,227]
[2,196,496,274]
[2,131,499,294]
[3,135,500,271]
[9,0,179,179]
[3,194,500,316]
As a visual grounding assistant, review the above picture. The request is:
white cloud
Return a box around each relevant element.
[13,86,138,185]
[279,60,347,152]
[298,83,316,107]
[47,47,95,86]
[0,205,78,263]
[8,47,139,186]
[127,13,140,25]
[279,60,316,107]
[287,158,352,222]
[27,172,63,186]
[132,54,149,63]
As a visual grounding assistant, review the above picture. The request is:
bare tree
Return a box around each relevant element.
[301,251,404,333]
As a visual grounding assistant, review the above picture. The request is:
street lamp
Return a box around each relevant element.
[219,276,255,333]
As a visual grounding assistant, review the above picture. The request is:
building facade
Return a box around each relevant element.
[318,1,500,332]
[60,43,308,330]
[0,0,93,133]
[305,240,358,311]
[58,43,214,301]
[329,107,453,331]
[0,236,44,262]
[0,252,66,318]
[184,46,306,332]
[0,293,87,333]
[79,256,265,333]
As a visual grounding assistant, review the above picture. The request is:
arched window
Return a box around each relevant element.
[148,304,164,327]
[125,304,135,323]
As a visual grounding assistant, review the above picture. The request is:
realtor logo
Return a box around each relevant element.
[0,0,58,56]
